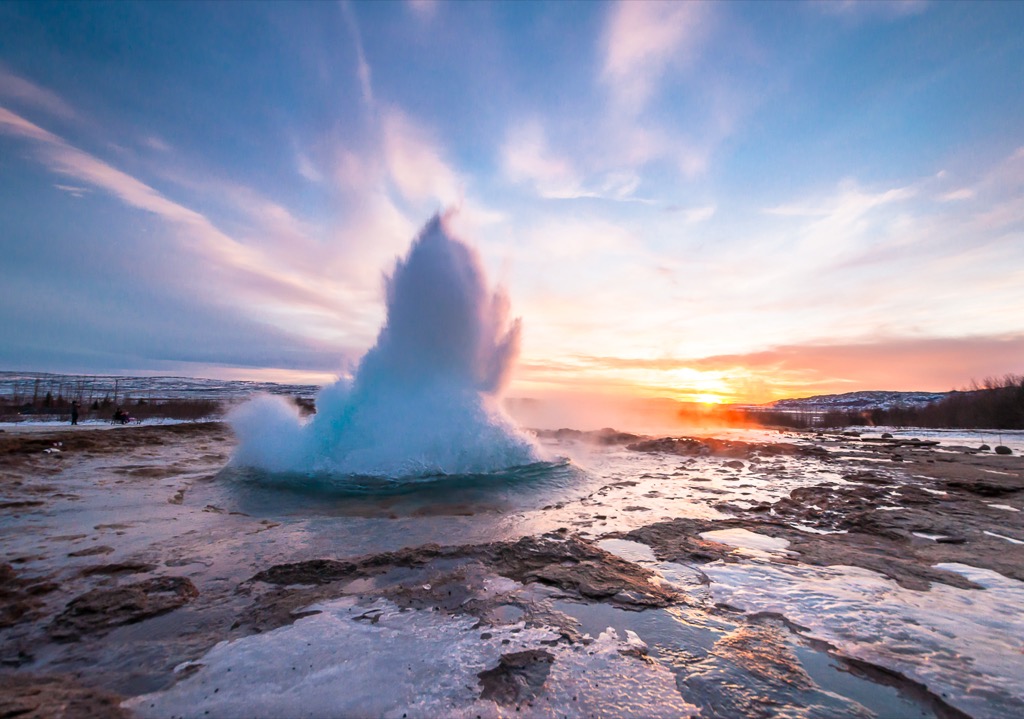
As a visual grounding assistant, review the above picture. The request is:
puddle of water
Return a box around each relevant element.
[705,560,1024,719]
[699,528,791,554]
[552,598,940,719]
[597,538,657,563]
[5,425,1017,718]
[794,646,935,719]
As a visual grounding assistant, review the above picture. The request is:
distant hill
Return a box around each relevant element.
[0,371,321,402]
[768,390,949,412]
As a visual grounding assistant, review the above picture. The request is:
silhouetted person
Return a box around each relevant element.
[113,407,128,425]
[70,401,79,425]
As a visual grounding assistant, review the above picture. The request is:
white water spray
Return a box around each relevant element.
[230,212,539,478]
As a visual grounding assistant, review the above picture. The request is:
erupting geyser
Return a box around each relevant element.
[229,212,539,479]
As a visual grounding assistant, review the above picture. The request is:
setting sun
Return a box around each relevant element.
[2,3,1023,716]
[693,393,724,405]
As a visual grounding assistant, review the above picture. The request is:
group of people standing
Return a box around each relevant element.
[67,402,134,426]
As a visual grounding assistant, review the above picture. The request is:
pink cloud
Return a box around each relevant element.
[602,1,710,114]
[819,0,929,21]
[501,120,584,199]
[407,0,438,21]
[513,334,1024,403]
[0,105,342,319]
[0,67,77,120]
[382,109,462,204]
[0,105,62,143]
[685,335,1024,395]
[341,1,375,109]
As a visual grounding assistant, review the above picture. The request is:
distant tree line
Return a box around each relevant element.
[818,375,1024,430]
[0,392,223,422]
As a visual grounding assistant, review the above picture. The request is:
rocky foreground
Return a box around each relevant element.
[1,422,1022,718]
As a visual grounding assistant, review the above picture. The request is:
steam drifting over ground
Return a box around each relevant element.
[229,213,539,479]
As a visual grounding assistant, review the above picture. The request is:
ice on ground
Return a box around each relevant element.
[983,530,1024,545]
[126,598,698,719]
[912,532,953,541]
[702,560,1024,719]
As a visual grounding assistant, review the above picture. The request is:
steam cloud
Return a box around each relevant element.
[230,212,539,478]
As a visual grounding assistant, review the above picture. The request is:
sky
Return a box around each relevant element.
[1,0,1022,404]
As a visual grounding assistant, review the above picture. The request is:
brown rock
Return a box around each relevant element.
[0,673,130,719]
[49,576,198,642]
[0,564,57,628]
[478,649,554,706]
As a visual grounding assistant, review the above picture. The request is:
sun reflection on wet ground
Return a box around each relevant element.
[2,423,1021,717]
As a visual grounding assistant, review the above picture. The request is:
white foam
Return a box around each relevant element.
[229,213,539,479]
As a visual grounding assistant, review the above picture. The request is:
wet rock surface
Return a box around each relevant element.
[0,672,131,719]
[533,427,644,445]
[616,433,1024,590]
[627,435,831,460]
[477,649,554,706]
[0,563,58,629]
[1,423,1021,718]
[480,535,677,608]
[622,476,1023,591]
[679,622,864,719]
[239,534,676,637]
[49,576,199,642]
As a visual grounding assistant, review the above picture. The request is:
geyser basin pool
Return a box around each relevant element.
[3,424,1024,718]
[230,212,538,480]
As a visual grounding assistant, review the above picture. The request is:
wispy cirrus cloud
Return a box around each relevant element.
[341,0,375,109]
[939,188,975,202]
[309,4,467,213]
[0,104,346,322]
[763,182,916,218]
[601,0,710,116]
[53,183,91,198]
[682,204,716,224]
[407,0,439,21]
[499,2,729,202]
[499,0,727,205]
[382,108,463,206]
[0,65,77,120]
[817,0,929,21]
[500,120,647,202]
[501,120,583,199]
[937,146,1024,232]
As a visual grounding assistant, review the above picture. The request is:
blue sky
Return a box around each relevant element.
[1,0,1022,402]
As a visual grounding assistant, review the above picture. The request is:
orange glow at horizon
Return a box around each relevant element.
[693,393,725,405]
[511,334,1024,405]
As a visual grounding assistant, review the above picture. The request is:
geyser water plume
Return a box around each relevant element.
[230,212,539,479]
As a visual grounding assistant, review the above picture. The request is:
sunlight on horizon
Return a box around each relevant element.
[1,2,1021,399]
